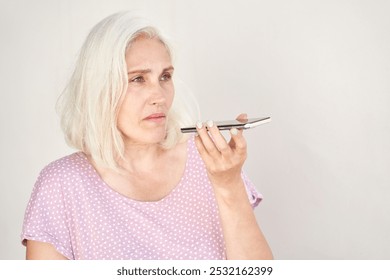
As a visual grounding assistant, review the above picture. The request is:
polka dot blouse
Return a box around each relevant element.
[21,137,262,259]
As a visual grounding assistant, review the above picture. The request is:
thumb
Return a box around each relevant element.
[236,113,248,121]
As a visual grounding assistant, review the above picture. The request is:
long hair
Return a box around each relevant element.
[57,11,199,171]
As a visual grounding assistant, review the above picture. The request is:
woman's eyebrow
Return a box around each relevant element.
[127,69,151,75]
[127,66,174,75]
[163,66,175,72]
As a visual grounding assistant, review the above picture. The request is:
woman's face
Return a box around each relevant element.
[118,35,174,146]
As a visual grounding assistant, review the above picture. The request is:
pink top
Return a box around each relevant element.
[21,137,262,260]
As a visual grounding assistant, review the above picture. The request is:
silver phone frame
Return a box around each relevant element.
[180,117,271,133]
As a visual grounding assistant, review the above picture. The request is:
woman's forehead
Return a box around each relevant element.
[125,37,172,69]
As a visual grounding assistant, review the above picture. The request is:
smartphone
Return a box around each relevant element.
[180,117,271,133]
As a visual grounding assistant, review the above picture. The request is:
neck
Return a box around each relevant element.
[118,142,165,174]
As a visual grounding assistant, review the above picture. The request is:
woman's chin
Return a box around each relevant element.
[128,133,168,146]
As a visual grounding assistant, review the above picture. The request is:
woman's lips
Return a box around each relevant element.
[144,113,166,123]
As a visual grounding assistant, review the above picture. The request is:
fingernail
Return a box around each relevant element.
[206,120,214,128]
[196,121,203,129]
[230,128,238,136]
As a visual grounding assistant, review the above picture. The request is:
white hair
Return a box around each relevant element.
[57,11,199,171]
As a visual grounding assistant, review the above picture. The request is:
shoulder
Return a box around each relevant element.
[35,152,89,188]
[27,152,92,210]
[41,152,87,174]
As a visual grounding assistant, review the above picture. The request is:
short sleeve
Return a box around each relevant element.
[241,171,263,208]
[21,164,74,259]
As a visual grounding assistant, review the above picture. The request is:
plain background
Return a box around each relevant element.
[1,0,389,259]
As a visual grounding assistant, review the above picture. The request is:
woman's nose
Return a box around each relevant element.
[148,82,166,105]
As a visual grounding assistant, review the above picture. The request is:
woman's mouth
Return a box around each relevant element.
[144,113,166,123]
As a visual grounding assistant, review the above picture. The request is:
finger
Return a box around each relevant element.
[194,132,213,162]
[230,113,246,150]
[236,113,248,121]
[206,120,232,156]
[229,127,247,156]
[229,113,248,150]
[196,121,221,157]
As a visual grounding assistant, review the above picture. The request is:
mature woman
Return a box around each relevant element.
[21,11,273,260]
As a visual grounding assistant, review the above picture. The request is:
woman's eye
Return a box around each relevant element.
[130,76,145,83]
[160,72,172,81]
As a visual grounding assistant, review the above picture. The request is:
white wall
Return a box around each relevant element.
[1,0,389,259]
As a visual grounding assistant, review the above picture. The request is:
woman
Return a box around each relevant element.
[21,11,273,260]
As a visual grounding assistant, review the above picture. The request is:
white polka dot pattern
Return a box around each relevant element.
[21,137,262,259]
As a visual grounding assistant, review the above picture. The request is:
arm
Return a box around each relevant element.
[194,114,273,260]
[26,240,68,260]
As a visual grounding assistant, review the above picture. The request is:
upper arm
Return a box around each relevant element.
[22,160,74,259]
[26,240,68,260]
